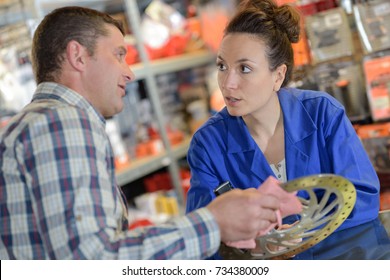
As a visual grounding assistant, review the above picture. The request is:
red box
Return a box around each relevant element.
[316,0,337,12]
[356,123,390,173]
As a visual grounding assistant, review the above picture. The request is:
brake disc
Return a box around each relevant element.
[219,174,357,260]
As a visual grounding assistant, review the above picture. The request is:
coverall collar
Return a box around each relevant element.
[225,87,317,154]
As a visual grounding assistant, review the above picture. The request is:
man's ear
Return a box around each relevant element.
[66,40,88,71]
[273,64,287,92]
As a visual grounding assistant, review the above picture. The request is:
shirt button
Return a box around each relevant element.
[278,175,281,178]
[278,164,281,167]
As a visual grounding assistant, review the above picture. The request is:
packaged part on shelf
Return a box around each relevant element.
[312,60,370,121]
[363,53,390,121]
[305,7,354,64]
[353,0,390,54]
[197,0,236,52]
[141,0,190,59]
[356,122,390,173]
[356,122,390,210]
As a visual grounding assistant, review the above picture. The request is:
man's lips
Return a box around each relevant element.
[118,84,126,96]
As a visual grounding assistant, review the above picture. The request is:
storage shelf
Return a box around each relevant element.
[115,137,191,186]
[33,0,123,17]
[0,0,30,27]
[115,49,214,186]
[34,0,122,10]
[130,49,215,81]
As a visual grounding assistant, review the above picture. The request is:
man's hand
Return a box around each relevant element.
[206,188,280,243]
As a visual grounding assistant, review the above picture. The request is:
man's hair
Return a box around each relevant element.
[31,6,125,84]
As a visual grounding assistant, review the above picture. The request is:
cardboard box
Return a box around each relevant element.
[356,122,390,173]
[363,54,390,121]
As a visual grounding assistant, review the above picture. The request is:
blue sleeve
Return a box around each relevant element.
[324,105,380,229]
[185,135,219,213]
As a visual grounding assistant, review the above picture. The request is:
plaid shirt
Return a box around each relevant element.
[0,82,220,259]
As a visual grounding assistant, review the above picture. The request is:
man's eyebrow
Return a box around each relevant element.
[117,46,127,54]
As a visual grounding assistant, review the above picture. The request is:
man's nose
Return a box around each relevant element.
[124,66,135,83]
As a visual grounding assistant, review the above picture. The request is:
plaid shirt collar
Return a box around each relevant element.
[32,82,106,125]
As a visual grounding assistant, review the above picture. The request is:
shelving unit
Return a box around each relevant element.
[122,0,214,206]
[0,0,32,27]
[115,49,215,188]
[130,49,214,81]
[32,0,123,18]
[116,136,191,186]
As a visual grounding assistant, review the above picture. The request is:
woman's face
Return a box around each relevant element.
[216,33,286,117]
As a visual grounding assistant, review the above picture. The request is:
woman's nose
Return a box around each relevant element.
[222,71,238,89]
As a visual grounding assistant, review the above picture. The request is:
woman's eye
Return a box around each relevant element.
[241,65,251,73]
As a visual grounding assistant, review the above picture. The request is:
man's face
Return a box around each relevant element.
[83,24,134,118]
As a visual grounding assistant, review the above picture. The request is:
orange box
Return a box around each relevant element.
[380,190,390,211]
[357,122,390,139]
[135,142,150,158]
[356,122,390,173]
[363,55,390,121]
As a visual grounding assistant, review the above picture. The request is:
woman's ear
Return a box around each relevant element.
[66,40,88,72]
[273,64,287,92]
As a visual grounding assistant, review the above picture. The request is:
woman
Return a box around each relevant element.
[186,0,380,259]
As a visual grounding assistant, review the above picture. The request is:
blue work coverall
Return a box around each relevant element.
[186,88,380,232]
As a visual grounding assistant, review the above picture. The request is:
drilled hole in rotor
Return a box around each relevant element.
[224,175,356,259]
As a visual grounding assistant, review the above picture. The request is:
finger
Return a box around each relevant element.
[251,193,281,210]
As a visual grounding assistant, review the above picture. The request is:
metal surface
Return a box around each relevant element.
[219,174,357,259]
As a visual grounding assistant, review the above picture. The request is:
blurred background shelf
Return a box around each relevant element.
[33,0,123,17]
[115,136,191,186]
[130,50,215,81]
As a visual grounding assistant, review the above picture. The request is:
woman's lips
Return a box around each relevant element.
[225,96,241,106]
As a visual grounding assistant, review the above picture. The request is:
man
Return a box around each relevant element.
[0,6,280,259]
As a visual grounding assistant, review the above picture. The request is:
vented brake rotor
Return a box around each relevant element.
[219,174,357,260]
